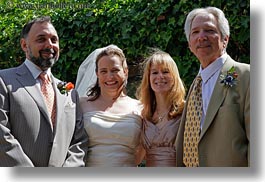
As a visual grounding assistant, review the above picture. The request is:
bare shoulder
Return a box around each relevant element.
[125,96,141,105]
[125,96,143,115]
[79,96,96,113]
[79,96,89,104]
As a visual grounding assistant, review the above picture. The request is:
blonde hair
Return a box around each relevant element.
[136,49,186,122]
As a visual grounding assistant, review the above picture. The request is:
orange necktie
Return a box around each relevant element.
[39,72,56,127]
[183,75,202,167]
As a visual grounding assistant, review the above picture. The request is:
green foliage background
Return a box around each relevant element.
[0,0,250,97]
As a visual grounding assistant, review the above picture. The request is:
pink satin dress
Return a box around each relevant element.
[141,115,181,167]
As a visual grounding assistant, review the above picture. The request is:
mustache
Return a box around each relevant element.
[39,48,56,55]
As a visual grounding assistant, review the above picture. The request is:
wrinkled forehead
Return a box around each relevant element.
[192,13,217,26]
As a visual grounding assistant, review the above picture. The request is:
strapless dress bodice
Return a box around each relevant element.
[83,111,142,167]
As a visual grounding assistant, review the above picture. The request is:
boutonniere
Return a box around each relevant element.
[57,81,74,95]
[220,66,238,87]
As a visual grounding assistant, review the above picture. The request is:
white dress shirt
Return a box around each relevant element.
[198,53,227,129]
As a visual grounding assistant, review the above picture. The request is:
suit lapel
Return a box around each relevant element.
[15,64,51,124]
[51,76,67,134]
[199,56,235,140]
[49,77,71,166]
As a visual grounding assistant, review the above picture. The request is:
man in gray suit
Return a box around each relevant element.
[0,16,88,166]
[175,7,249,167]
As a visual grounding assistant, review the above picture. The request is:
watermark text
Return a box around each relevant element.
[5,2,92,10]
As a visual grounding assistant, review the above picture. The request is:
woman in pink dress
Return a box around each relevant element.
[136,49,186,167]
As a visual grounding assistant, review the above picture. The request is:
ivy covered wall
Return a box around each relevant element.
[0,0,250,97]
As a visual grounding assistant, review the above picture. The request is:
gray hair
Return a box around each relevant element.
[184,7,230,42]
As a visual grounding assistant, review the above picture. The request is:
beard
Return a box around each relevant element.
[29,48,58,71]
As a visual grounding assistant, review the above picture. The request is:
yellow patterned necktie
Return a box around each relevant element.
[39,72,56,127]
[183,75,202,167]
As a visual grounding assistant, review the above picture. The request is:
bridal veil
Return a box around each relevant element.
[75,44,122,97]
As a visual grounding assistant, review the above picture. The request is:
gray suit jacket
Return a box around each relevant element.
[0,63,88,167]
[175,55,250,167]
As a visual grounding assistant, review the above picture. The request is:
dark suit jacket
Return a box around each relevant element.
[0,63,88,167]
[175,55,250,167]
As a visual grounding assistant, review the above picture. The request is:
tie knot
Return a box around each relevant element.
[39,72,50,83]
[195,75,202,85]
[196,75,202,81]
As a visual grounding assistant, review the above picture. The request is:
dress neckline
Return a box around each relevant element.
[83,110,142,118]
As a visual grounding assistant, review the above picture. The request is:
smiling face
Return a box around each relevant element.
[149,63,173,94]
[188,13,228,68]
[96,55,128,95]
[20,21,59,70]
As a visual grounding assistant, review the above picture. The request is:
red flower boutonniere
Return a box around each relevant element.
[220,66,238,87]
[57,81,74,95]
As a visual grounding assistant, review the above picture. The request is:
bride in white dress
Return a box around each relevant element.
[75,45,143,166]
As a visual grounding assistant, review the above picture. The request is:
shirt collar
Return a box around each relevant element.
[198,53,227,83]
[24,59,52,79]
